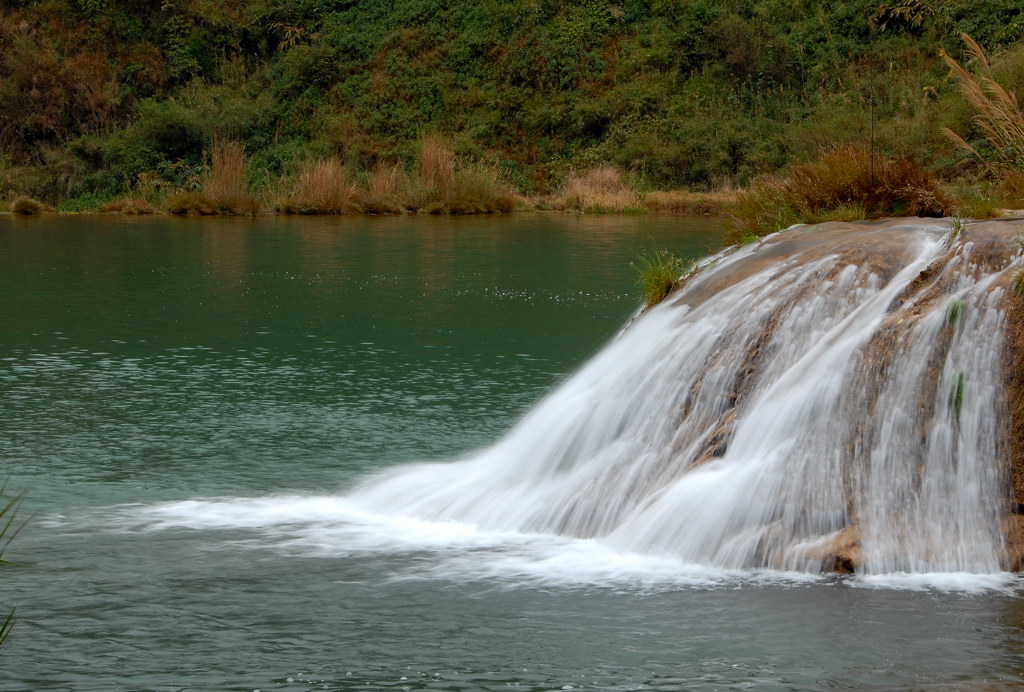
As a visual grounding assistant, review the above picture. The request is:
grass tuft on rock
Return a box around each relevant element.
[633,248,689,309]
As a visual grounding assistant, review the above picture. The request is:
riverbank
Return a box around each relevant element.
[8,149,1021,245]
[3,158,742,220]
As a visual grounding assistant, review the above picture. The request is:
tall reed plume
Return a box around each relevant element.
[942,34,1024,170]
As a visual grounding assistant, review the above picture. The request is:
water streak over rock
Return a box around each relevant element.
[352,218,1024,574]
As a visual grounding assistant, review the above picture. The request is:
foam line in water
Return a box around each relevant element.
[96,495,820,589]
[89,495,1020,592]
[851,572,1021,594]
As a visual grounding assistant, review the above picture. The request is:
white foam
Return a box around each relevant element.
[851,572,1022,594]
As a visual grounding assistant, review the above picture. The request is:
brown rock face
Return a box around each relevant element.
[1002,514,1024,572]
[828,526,864,574]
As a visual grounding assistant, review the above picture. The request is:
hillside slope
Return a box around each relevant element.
[1,0,1022,207]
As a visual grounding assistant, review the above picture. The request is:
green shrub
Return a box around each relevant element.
[58,191,116,213]
[445,164,518,214]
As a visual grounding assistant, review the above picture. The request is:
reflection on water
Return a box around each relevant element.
[1,213,725,504]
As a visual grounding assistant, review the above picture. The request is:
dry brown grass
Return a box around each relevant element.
[644,189,739,215]
[274,137,517,215]
[358,162,407,214]
[280,159,360,214]
[10,195,52,214]
[731,144,954,242]
[165,191,218,215]
[942,34,1024,170]
[419,134,456,192]
[445,164,518,214]
[407,136,517,213]
[553,166,643,212]
[201,140,261,214]
[99,198,156,214]
[205,139,246,202]
[997,168,1024,202]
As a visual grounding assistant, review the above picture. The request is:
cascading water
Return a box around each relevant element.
[346,218,1024,576]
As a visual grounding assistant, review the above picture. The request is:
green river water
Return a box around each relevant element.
[2,213,1024,691]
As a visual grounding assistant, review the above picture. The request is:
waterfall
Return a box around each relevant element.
[350,218,1024,575]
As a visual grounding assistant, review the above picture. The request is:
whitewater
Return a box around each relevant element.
[108,217,1024,590]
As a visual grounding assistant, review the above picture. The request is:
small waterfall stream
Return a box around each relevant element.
[350,218,1024,575]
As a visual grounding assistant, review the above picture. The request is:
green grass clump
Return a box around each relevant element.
[952,189,1003,219]
[443,164,518,214]
[948,371,966,418]
[633,249,690,309]
[946,299,966,329]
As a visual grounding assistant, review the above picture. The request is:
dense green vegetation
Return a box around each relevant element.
[0,0,1022,211]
